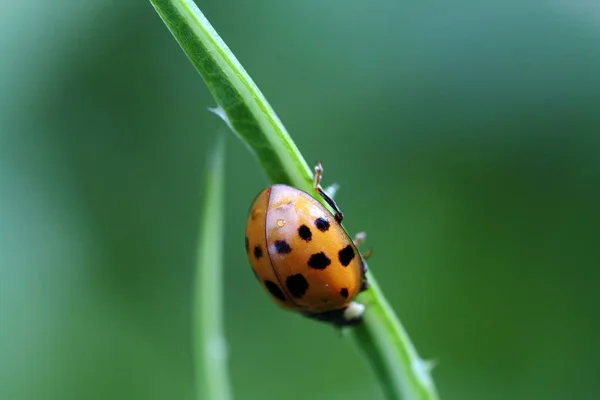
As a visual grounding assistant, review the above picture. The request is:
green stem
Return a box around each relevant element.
[194,134,231,400]
[150,1,440,399]
[353,275,439,399]
[150,0,312,188]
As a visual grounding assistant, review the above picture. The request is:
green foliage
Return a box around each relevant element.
[3,2,600,400]
[150,0,312,188]
[194,135,231,400]
[150,0,439,398]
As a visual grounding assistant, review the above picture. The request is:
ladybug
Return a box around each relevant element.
[245,161,371,327]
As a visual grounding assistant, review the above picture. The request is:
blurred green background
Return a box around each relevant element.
[1,1,599,399]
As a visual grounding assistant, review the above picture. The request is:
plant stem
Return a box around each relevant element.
[194,134,231,400]
[150,1,440,399]
[150,0,312,188]
[353,275,439,399]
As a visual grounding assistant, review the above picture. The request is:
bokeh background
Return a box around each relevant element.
[2,1,599,400]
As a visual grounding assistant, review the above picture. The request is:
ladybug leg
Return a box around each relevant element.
[359,268,370,292]
[324,183,339,200]
[354,232,373,260]
[314,161,344,223]
[360,279,370,292]
[360,257,370,292]
[354,232,366,246]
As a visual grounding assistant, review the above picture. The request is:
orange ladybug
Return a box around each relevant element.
[245,162,370,327]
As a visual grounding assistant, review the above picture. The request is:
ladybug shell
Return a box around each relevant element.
[245,184,364,314]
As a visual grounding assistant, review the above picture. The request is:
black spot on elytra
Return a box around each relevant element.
[265,280,286,301]
[340,288,349,298]
[298,225,312,241]
[286,274,309,298]
[308,252,331,270]
[314,217,330,232]
[274,240,291,254]
[245,237,249,253]
[338,245,355,267]
[254,245,263,260]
